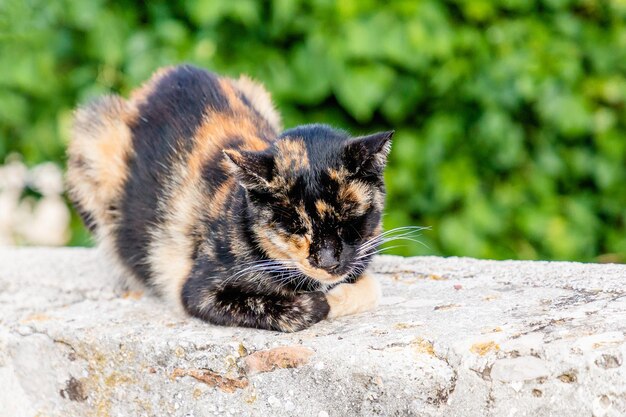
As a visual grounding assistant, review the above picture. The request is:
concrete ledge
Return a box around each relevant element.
[1,248,625,417]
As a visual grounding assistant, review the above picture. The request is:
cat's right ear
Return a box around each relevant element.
[223,149,275,189]
[343,130,394,175]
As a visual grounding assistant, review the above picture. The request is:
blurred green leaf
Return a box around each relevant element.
[0,0,624,262]
[333,63,395,121]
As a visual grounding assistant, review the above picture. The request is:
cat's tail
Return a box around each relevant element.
[66,95,135,237]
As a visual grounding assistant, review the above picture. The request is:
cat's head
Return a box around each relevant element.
[224,124,393,284]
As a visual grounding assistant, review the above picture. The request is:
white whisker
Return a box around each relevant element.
[356,225,429,258]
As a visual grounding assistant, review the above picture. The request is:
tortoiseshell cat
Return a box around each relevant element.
[67,64,393,332]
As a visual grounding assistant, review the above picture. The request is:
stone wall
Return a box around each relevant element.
[1,248,625,417]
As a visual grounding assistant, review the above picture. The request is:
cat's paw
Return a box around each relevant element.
[276,291,330,332]
[326,274,381,319]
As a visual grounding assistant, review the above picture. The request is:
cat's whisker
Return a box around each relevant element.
[379,235,429,248]
[272,271,302,290]
[357,227,428,254]
[354,244,407,260]
[228,259,300,280]
[361,236,427,254]
[293,274,311,293]
[365,240,424,261]
[376,226,430,238]
[274,270,305,292]
[223,260,304,289]
[236,258,299,269]
[376,227,428,241]
[357,232,401,253]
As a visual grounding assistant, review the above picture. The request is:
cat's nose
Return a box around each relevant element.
[316,248,340,272]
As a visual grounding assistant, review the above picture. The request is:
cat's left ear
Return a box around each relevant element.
[343,130,394,175]
[223,149,275,190]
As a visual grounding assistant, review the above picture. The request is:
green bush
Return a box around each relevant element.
[1,0,625,261]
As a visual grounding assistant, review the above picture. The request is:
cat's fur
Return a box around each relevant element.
[67,64,393,332]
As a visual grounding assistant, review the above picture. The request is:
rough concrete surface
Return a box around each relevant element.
[1,248,625,417]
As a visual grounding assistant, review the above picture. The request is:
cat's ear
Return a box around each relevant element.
[223,149,275,189]
[343,130,394,175]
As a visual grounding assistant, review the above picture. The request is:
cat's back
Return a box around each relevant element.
[67,64,281,293]
[126,65,280,168]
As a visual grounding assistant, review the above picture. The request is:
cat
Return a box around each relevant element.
[67,64,393,332]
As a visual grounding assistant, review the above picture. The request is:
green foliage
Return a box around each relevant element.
[1,0,625,261]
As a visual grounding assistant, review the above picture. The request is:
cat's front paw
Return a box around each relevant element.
[276,291,330,332]
[326,274,381,319]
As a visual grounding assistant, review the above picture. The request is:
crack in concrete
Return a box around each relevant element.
[430,349,459,407]
[13,328,89,363]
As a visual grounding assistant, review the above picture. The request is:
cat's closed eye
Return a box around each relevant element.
[270,208,309,235]
[339,224,362,244]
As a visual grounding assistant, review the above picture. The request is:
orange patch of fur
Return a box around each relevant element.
[339,181,371,216]
[315,200,335,219]
[295,204,313,231]
[231,75,282,133]
[67,95,137,228]
[275,139,309,173]
[207,180,235,219]
[326,274,381,319]
[189,113,269,181]
[218,78,249,114]
[328,167,349,182]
